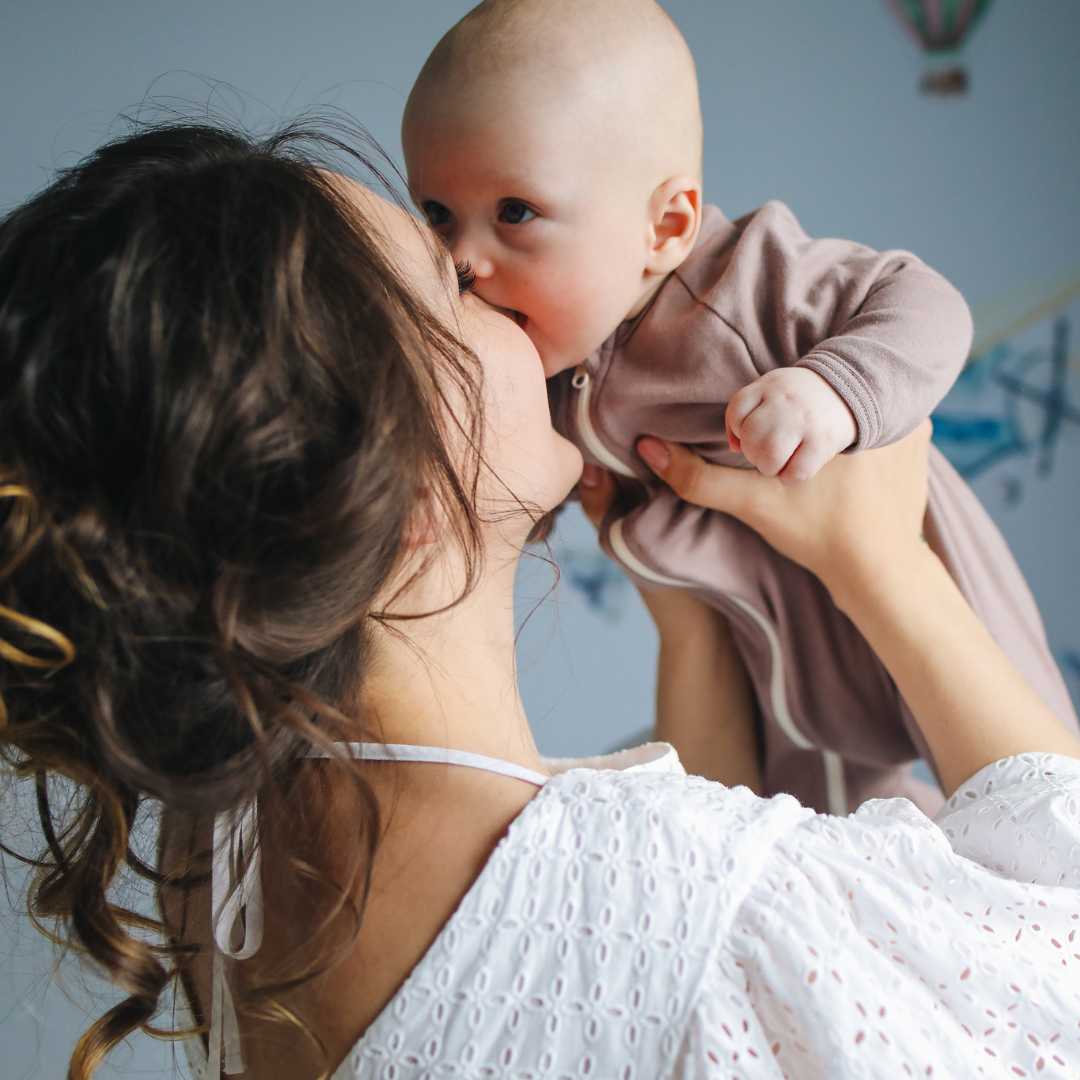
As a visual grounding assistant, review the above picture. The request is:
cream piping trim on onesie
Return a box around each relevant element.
[608,516,848,817]
[204,742,554,1077]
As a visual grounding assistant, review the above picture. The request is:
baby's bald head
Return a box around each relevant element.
[403,1,705,378]
[404,0,702,187]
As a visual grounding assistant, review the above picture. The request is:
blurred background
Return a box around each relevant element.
[2,1,1078,1074]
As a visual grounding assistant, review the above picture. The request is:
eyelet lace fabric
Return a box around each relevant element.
[180,750,1080,1079]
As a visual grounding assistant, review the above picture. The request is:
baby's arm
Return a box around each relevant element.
[721,201,973,480]
[642,586,762,792]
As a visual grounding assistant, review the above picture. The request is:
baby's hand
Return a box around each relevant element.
[725,368,857,483]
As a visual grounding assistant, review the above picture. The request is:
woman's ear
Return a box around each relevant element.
[401,486,439,550]
[645,176,702,276]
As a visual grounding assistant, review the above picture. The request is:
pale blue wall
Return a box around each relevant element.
[2,2,1079,1075]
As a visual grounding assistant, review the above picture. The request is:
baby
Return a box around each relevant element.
[402,0,1078,814]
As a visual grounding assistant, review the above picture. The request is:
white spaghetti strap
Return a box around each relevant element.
[205,799,263,1078]
[305,741,550,788]
[203,741,545,1076]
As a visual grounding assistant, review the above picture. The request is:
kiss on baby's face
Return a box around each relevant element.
[403,94,662,379]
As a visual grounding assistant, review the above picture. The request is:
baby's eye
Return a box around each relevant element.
[497,200,537,226]
[422,200,451,228]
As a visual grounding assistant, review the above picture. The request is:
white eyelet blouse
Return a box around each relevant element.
[180,742,1080,1079]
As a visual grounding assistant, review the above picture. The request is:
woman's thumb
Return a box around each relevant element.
[578,463,614,527]
[636,437,671,474]
[636,436,749,516]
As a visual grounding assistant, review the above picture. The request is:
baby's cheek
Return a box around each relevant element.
[541,273,590,317]
[570,276,626,335]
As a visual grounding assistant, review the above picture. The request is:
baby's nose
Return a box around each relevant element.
[452,237,495,279]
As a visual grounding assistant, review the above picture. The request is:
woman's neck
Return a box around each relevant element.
[358,549,546,773]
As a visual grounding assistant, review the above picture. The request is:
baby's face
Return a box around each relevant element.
[404,102,654,378]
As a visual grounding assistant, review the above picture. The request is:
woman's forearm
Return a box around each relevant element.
[831,545,1080,798]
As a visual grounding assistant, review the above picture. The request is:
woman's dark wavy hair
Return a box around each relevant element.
[0,116,491,1077]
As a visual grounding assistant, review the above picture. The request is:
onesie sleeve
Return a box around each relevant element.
[681,751,1080,1078]
[719,201,974,451]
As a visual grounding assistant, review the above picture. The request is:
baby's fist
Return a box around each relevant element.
[725,368,857,483]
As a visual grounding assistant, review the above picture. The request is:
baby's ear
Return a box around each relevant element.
[646,176,702,276]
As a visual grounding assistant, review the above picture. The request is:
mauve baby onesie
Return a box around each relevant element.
[549,201,1078,816]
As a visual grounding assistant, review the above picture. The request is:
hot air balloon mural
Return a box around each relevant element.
[888,0,995,96]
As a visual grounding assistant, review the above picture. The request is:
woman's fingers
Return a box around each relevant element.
[637,437,761,519]
[912,417,934,454]
[636,424,935,588]
[578,463,616,528]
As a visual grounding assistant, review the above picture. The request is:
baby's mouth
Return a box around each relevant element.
[495,305,528,330]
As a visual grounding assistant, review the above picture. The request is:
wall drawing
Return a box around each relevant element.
[933,314,1079,503]
[557,545,631,621]
[931,273,1080,494]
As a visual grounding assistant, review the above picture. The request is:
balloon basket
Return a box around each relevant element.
[919,63,969,97]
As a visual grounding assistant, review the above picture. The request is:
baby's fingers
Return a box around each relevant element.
[777,439,832,485]
[739,408,801,477]
[724,384,765,450]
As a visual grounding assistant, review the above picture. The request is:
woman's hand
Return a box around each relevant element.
[635,422,933,609]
